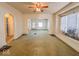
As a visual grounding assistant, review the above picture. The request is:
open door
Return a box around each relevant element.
[4,13,14,44]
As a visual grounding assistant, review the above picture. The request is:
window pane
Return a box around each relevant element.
[67,13,77,30]
[38,22,43,27]
[61,16,67,33]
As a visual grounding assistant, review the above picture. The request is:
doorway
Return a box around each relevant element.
[30,19,48,35]
[4,13,14,44]
[31,19,48,30]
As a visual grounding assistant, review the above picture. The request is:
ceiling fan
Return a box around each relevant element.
[28,2,48,12]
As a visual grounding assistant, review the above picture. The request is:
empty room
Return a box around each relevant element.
[0,2,79,56]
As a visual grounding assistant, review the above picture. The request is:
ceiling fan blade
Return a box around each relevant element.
[28,6,36,8]
[28,5,48,8]
[41,6,48,8]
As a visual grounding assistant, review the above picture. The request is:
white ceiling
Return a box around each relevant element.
[7,2,70,14]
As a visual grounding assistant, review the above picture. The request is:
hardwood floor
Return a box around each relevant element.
[0,30,79,56]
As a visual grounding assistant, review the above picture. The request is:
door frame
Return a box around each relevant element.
[4,13,14,44]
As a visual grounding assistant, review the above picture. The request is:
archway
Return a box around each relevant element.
[4,13,14,44]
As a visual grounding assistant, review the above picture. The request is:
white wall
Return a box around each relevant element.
[0,3,25,47]
[23,13,54,34]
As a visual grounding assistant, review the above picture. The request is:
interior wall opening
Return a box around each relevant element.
[30,19,48,31]
[4,13,14,44]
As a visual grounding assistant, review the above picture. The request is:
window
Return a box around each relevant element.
[61,16,67,33]
[61,13,79,41]
[32,22,36,28]
[38,22,43,27]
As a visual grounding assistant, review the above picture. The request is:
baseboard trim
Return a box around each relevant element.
[13,34,25,40]
[49,34,56,37]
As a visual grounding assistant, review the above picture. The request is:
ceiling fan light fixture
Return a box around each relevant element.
[29,2,48,12]
[36,8,41,11]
